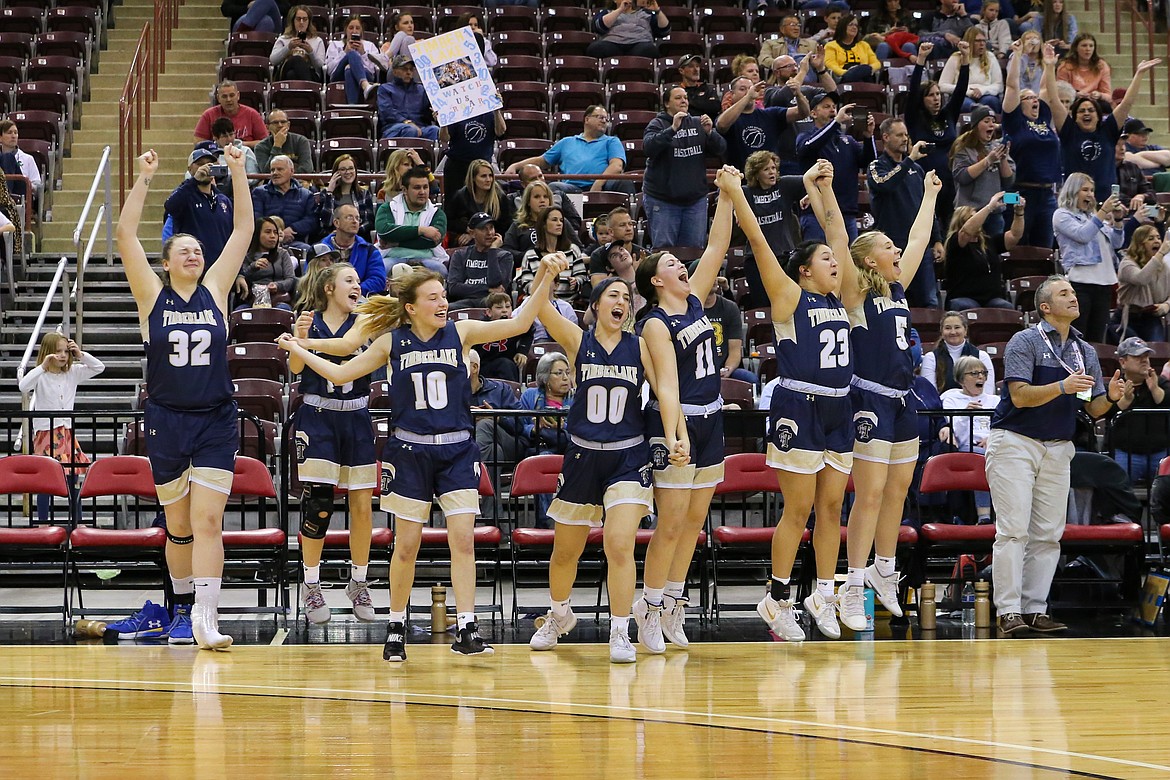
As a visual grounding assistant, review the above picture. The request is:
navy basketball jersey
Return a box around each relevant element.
[144,285,232,410]
[642,294,720,406]
[388,320,473,435]
[773,290,852,390]
[568,329,645,442]
[850,281,914,391]
[298,312,371,400]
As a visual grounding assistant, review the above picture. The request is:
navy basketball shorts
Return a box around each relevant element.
[547,441,653,527]
[647,409,725,489]
[849,387,919,465]
[379,436,480,523]
[294,406,377,490]
[144,399,238,505]
[765,386,853,475]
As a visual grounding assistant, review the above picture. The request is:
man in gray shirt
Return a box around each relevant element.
[254,109,315,174]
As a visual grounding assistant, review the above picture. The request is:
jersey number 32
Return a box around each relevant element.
[168,329,211,367]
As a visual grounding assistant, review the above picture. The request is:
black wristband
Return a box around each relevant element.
[814,68,827,76]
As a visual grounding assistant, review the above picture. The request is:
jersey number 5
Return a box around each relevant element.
[819,328,850,369]
[411,370,449,410]
[168,329,211,367]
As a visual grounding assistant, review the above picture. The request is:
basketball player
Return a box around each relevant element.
[828,166,943,629]
[732,160,859,641]
[288,262,378,625]
[630,167,739,653]
[115,147,253,650]
[527,275,687,663]
[279,254,565,661]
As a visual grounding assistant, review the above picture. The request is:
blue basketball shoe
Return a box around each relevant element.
[106,600,170,640]
[167,603,195,645]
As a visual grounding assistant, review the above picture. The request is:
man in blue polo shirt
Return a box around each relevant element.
[503,105,632,194]
[984,276,1125,637]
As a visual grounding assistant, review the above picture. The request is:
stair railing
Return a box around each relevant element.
[70,145,112,343]
[15,258,72,441]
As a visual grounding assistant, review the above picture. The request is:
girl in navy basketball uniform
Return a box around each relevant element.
[287,262,378,625]
[731,161,861,641]
[115,147,253,650]
[830,163,943,630]
[280,256,564,661]
[527,276,687,663]
[630,168,738,654]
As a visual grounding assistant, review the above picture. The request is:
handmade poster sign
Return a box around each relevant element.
[409,28,501,127]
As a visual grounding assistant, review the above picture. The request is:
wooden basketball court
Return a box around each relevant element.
[1,637,1166,778]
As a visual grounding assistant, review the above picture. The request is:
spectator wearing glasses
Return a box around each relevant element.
[254,110,315,174]
[320,154,375,241]
[759,14,817,71]
[941,355,999,523]
[271,5,326,82]
[319,203,386,297]
[1108,336,1170,484]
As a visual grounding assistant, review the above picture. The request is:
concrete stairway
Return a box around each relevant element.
[40,0,227,258]
[1082,0,1168,137]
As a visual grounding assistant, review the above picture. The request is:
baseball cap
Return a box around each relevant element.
[679,53,703,67]
[390,262,414,281]
[391,54,414,69]
[1122,118,1154,136]
[189,143,219,166]
[810,89,839,108]
[1117,336,1154,357]
[310,243,341,262]
[468,211,495,229]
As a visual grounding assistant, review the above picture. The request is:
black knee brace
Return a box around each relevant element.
[299,484,334,539]
[166,530,194,546]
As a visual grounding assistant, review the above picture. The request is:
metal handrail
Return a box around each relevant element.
[70,204,104,341]
[72,145,112,260]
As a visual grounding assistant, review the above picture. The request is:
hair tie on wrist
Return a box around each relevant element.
[1058,379,1066,394]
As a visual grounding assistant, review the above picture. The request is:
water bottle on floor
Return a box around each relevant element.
[961,581,976,627]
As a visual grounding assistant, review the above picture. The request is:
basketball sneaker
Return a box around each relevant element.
[836,585,868,632]
[106,600,169,640]
[661,596,690,649]
[191,604,233,651]
[609,624,636,664]
[529,609,578,651]
[345,580,376,622]
[804,591,842,639]
[864,564,904,617]
[301,582,331,625]
[383,621,407,662]
[632,597,666,654]
[452,621,494,656]
[166,604,194,646]
[756,595,805,642]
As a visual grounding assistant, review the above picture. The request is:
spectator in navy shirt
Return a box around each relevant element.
[738,150,805,308]
[251,155,322,252]
[438,105,506,200]
[164,144,234,268]
[447,212,512,309]
[1052,57,1160,203]
[905,41,970,230]
[716,76,809,171]
[985,275,1124,636]
[796,89,878,243]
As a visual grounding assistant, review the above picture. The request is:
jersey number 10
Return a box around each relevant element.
[411,370,449,410]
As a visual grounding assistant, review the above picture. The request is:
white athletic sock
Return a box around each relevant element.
[171,575,195,595]
[643,586,664,607]
[388,610,407,624]
[875,555,896,577]
[816,579,835,600]
[846,568,865,588]
[611,615,630,634]
[351,564,368,583]
[664,580,685,600]
[193,577,221,607]
[303,564,321,585]
[551,598,571,619]
[457,612,476,630]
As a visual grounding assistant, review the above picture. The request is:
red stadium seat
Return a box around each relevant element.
[320,108,376,142]
[611,109,658,141]
[229,307,294,344]
[0,31,35,60]
[319,136,374,172]
[488,6,539,33]
[707,31,761,59]
[497,137,552,170]
[495,55,545,83]
[491,29,542,57]
[501,109,551,140]
[540,6,591,33]
[962,308,1024,345]
[376,137,436,170]
[227,30,278,58]
[551,80,605,112]
[599,55,655,85]
[218,55,273,84]
[655,31,704,58]
[499,80,549,112]
[546,55,601,83]
[608,81,661,113]
[0,8,46,37]
[227,341,290,384]
[221,456,288,617]
[269,80,325,112]
[544,30,596,58]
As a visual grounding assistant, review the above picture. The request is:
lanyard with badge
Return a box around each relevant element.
[1036,324,1092,401]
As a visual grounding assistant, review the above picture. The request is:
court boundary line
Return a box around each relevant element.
[1,671,1164,777]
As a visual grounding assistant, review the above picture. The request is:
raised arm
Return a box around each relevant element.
[956,192,1005,247]
[535,292,584,363]
[296,312,373,355]
[115,150,165,314]
[1004,40,1024,113]
[688,170,735,302]
[203,144,255,302]
[898,170,943,285]
[1042,44,1068,130]
[458,253,562,346]
[640,321,689,462]
[1113,59,1162,126]
[805,160,863,310]
[279,331,391,386]
[728,176,801,318]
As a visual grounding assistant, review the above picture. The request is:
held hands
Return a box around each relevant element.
[541,251,570,276]
[276,332,301,353]
[803,158,834,187]
[664,433,691,468]
[715,164,742,194]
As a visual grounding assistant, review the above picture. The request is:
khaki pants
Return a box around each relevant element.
[984,429,1073,615]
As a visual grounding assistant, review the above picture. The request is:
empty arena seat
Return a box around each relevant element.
[0,455,71,625]
[491,29,542,57]
[498,80,549,112]
[551,80,605,112]
[269,80,325,112]
[489,7,539,34]
[962,308,1024,345]
[544,30,596,58]
[608,81,661,113]
[319,136,374,171]
[227,341,289,383]
[540,5,590,33]
[229,306,294,344]
[230,377,286,423]
[0,31,35,60]
[0,8,46,37]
